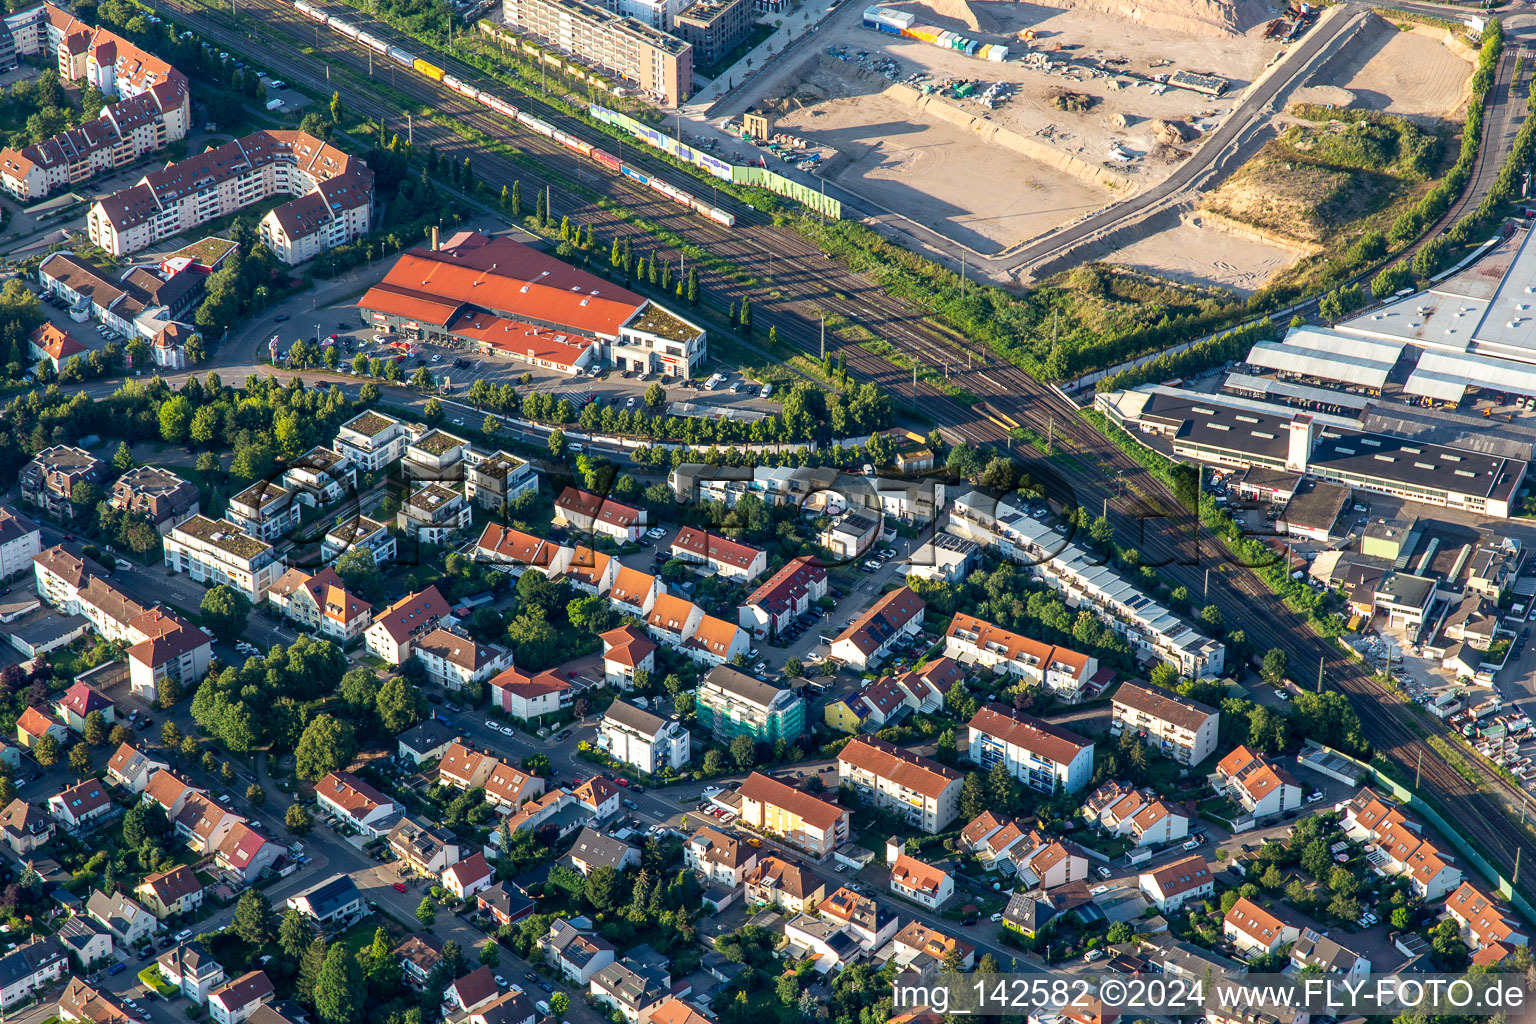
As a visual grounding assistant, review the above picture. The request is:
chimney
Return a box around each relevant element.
[431,225,439,251]
[1286,414,1314,473]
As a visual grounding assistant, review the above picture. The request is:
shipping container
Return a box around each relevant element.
[386,46,415,67]
[413,57,445,80]
[482,94,518,120]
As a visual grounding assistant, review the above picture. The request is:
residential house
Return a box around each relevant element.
[1223,897,1300,955]
[388,818,462,877]
[598,700,690,775]
[836,735,962,834]
[468,991,536,1024]
[280,447,355,508]
[47,779,112,830]
[1290,929,1369,976]
[890,921,975,972]
[208,971,274,1024]
[87,889,157,946]
[555,488,647,543]
[888,850,953,909]
[685,827,758,888]
[1213,746,1302,819]
[28,323,85,370]
[608,567,660,618]
[364,586,451,664]
[57,916,112,972]
[396,483,472,545]
[316,771,397,837]
[216,823,282,883]
[157,942,224,1003]
[589,960,669,1023]
[285,874,367,928]
[967,703,1095,794]
[484,762,543,815]
[696,666,805,744]
[819,511,879,560]
[745,854,824,913]
[1007,832,1090,890]
[412,629,512,692]
[265,567,372,643]
[541,918,617,985]
[174,792,243,853]
[465,450,538,510]
[443,852,494,900]
[683,612,751,667]
[736,772,849,857]
[1112,681,1220,766]
[106,743,168,794]
[473,524,574,577]
[783,913,863,973]
[739,556,827,639]
[333,411,408,471]
[818,886,899,950]
[439,742,498,791]
[20,445,104,520]
[830,586,924,670]
[444,965,501,1014]
[135,865,203,920]
[1339,789,1463,900]
[565,547,618,597]
[599,625,656,689]
[0,936,67,1010]
[0,799,52,853]
[1138,855,1213,912]
[15,706,66,750]
[57,978,133,1024]
[944,614,1098,701]
[397,719,457,766]
[961,812,1029,869]
[669,527,766,581]
[567,827,639,876]
[143,769,198,819]
[476,882,535,929]
[1445,881,1530,951]
[393,935,443,992]
[489,666,573,720]
[1082,782,1190,847]
[54,681,113,734]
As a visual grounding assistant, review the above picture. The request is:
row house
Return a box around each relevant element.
[1005,831,1090,890]
[944,613,1098,702]
[739,556,827,639]
[1339,790,1462,900]
[669,526,767,581]
[1445,881,1530,953]
[1223,897,1301,956]
[609,566,660,618]
[555,487,648,543]
[0,936,67,1010]
[473,523,575,577]
[1082,781,1190,846]
[1212,746,1302,821]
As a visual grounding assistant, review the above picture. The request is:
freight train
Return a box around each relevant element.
[287,0,734,226]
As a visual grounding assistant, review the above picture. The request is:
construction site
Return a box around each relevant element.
[740,0,1478,285]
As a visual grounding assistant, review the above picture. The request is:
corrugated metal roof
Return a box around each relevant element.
[1245,341,1395,389]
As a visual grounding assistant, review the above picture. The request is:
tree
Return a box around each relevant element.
[200,585,252,645]
[294,714,357,781]
[157,675,183,710]
[83,710,107,746]
[547,428,565,458]
[416,896,436,928]
[286,802,313,834]
[784,656,803,678]
[644,382,665,408]
[729,734,756,770]
[585,866,621,912]
[68,743,90,777]
[158,395,192,443]
[549,993,570,1017]
[233,889,274,946]
[279,909,313,961]
[330,90,343,123]
[112,441,135,471]
[246,783,267,806]
[1260,648,1288,687]
[314,943,367,1024]
[480,940,500,966]
[297,937,329,1005]
[33,732,59,768]
[376,676,425,734]
[957,772,986,822]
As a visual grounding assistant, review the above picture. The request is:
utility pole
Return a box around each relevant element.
[913,364,918,395]
[407,112,413,146]
[960,250,966,295]
[1416,750,1422,789]
[1317,654,1324,693]
[820,314,825,360]
[1204,566,1210,602]
[368,51,373,76]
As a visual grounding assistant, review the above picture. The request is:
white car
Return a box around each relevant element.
[485,719,498,729]
[1182,838,1200,851]
[1096,866,1112,879]
[1273,688,1290,701]
[499,725,515,736]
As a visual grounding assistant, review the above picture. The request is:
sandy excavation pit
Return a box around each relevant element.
[1105,214,1306,293]
[1288,21,1473,117]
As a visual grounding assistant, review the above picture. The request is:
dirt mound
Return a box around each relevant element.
[1022,0,1271,37]
[1200,144,1394,243]
[1151,119,1193,144]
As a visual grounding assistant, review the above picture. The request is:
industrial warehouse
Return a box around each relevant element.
[358,231,707,378]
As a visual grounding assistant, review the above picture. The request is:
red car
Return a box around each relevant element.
[615,778,629,788]
[392,882,408,893]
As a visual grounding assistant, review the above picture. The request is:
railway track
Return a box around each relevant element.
[154,0,1536,888]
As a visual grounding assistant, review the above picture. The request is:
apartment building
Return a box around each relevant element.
[744,855,824,913]
[944,613,1098,701]
[967,703,1094,794]
[489,666,573,720]
[672,0,752,66]
[322,515,396,566]
[599,625,656,689]
[1111,681,1220,765]
[397,483,472,544]
[224,482,299,542]
[402,429,468,483]
[501,0,692,106]
[20,445,104,520]
[736,772,848,857]
[684,826,758,887]
[163,516,281,603]
[598,700,691,775]
[830,586,925,670]
[0,4,190,201]
[266,566,373,643]
[333,410,410,471]
[740,556,827,638]
[364,587,452,664]
[1213,746,1302,820]
[89,131,373,262]
[668,526,766,581]
[696,665,805,743]
[835,735,961,834]
[110,466,200,534]
[465,449,538,509]
[280,447,355,508]
[37,251,202,347]
[950,491,1225,677]
[412,628,513,692]
[315,771,398,837]
[0,508,40,581]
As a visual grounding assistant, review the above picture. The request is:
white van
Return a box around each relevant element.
[536,1001,551,1017]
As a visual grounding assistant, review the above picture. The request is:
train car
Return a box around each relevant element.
[620,164,650,185]
[481,94,517,120]
[413,57,445,81]
[552,130,592,157]
[294,0,327,20]
[442,74,472,96]
[386,46,416,67]
[648,177,689,203]
[517,112,557,139]
[357,31,388,53]
[590,148,621,171]
[333,19,362,37]
[702,205,735,227]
